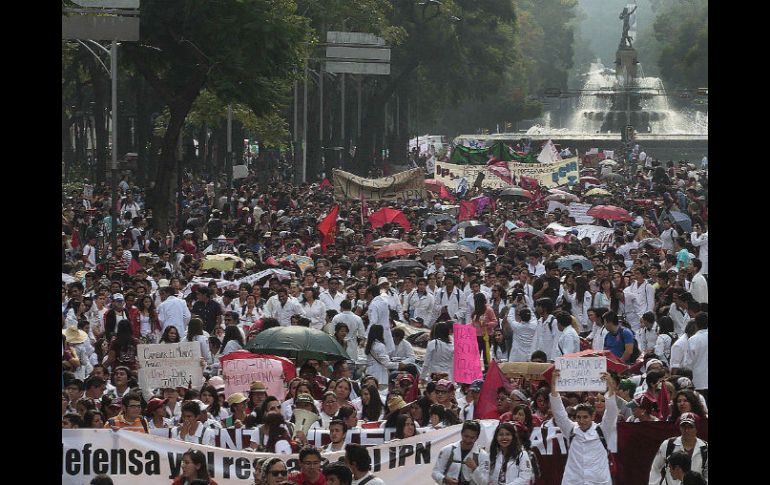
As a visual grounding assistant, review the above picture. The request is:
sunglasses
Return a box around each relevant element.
[270,470,288,477]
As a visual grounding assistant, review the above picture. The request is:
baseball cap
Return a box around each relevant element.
[468,379,484,393]
[677,412,697,427]
[377,277,390,286]
[112,293,125,301]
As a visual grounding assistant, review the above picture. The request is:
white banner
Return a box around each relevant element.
[546,223,616,249]
[567,202,595,224]
[137,342,203,395]
[62,424,473,485]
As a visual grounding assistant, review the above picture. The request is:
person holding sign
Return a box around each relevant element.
[549,369,618,485]
[431,419,489,485]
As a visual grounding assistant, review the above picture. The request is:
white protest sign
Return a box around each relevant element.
[568,202,595,224]
[232,164,249,179]
[222,357,286,400]
[137,342,203,394]
[555,356,607,392]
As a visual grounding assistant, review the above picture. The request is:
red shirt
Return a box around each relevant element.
[288,471,326,485]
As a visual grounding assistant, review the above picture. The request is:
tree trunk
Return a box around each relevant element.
[352,59,420,175]
[89,59,109,187]
[147,102,194,233]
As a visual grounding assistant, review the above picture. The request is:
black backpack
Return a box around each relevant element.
[660,438,708,485]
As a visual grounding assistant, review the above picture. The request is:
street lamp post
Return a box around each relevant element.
[110,40,119,254]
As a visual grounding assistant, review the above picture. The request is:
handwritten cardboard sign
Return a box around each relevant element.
[453,324,483,384]
[222,357,285,399]
[137,342,203,394]
[555,356,606,392]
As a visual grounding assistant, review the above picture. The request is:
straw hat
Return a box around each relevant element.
[62,326,88,345]
[226,392,248,406]
[386,395,410,414]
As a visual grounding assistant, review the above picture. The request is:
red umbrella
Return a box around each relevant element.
[562,349,629,374]
[368,207,412,232]
[587,204,634,222]
[374,241,419,259]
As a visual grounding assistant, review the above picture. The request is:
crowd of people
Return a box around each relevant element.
[62,144,708,485]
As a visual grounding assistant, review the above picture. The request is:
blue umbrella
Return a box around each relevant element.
[556,255,593,270]
[449,221,490,238]
[458,237,495,251]
[668,211,692,232]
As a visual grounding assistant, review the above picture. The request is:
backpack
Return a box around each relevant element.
[619,327,640,362]
[660,438,708,484]
[443,445,479,485]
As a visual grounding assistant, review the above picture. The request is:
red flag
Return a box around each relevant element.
[319,178,332,189]
[439,184,456,202]
[126,258,141,276]
[458,200,477,221]
[474,360,513,419]
[317,205,340,254]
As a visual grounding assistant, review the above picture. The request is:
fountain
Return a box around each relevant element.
[455,6,707,160]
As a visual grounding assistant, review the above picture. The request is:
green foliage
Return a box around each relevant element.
[652,0,708,87]
[426,0,578,135]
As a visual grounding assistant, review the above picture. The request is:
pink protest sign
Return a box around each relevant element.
[453,324,483,384]
[222,357,285,399]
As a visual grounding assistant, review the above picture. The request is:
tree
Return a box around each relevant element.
[121,0,312,233]
[347,0,519,173]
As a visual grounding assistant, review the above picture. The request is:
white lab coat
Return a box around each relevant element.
[564,291,594,332]
[367,295,395,353]
[648,436,708,485]
[687,329,708,390]
[365,341,399,384]
[690,232,708,275]
[550,389,618,485]
[589,324,609,352]
[690,273,708,304]
[532,315,558,361]
[431,441,490,485]
[487,449,534,485]
[507,314,538,362]
[434,287,464,323]
[420,338,454,382]
[669,334,691,370]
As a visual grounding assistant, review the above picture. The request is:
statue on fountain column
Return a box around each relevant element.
[619,5,637,48]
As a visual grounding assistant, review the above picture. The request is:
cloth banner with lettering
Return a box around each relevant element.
[220,351,296,399]
[62,419,708,485]
[62,424,466,485]
[435,158,579,189]
[333,168,426,201]
[546,223,616,249]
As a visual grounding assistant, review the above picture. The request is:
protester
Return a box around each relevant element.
[648,412,708,485]
[62,146,708,485]
[171,449,218,485]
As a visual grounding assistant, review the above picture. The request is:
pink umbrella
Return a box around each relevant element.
[587,205,634,222]
[375,242,419,259]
